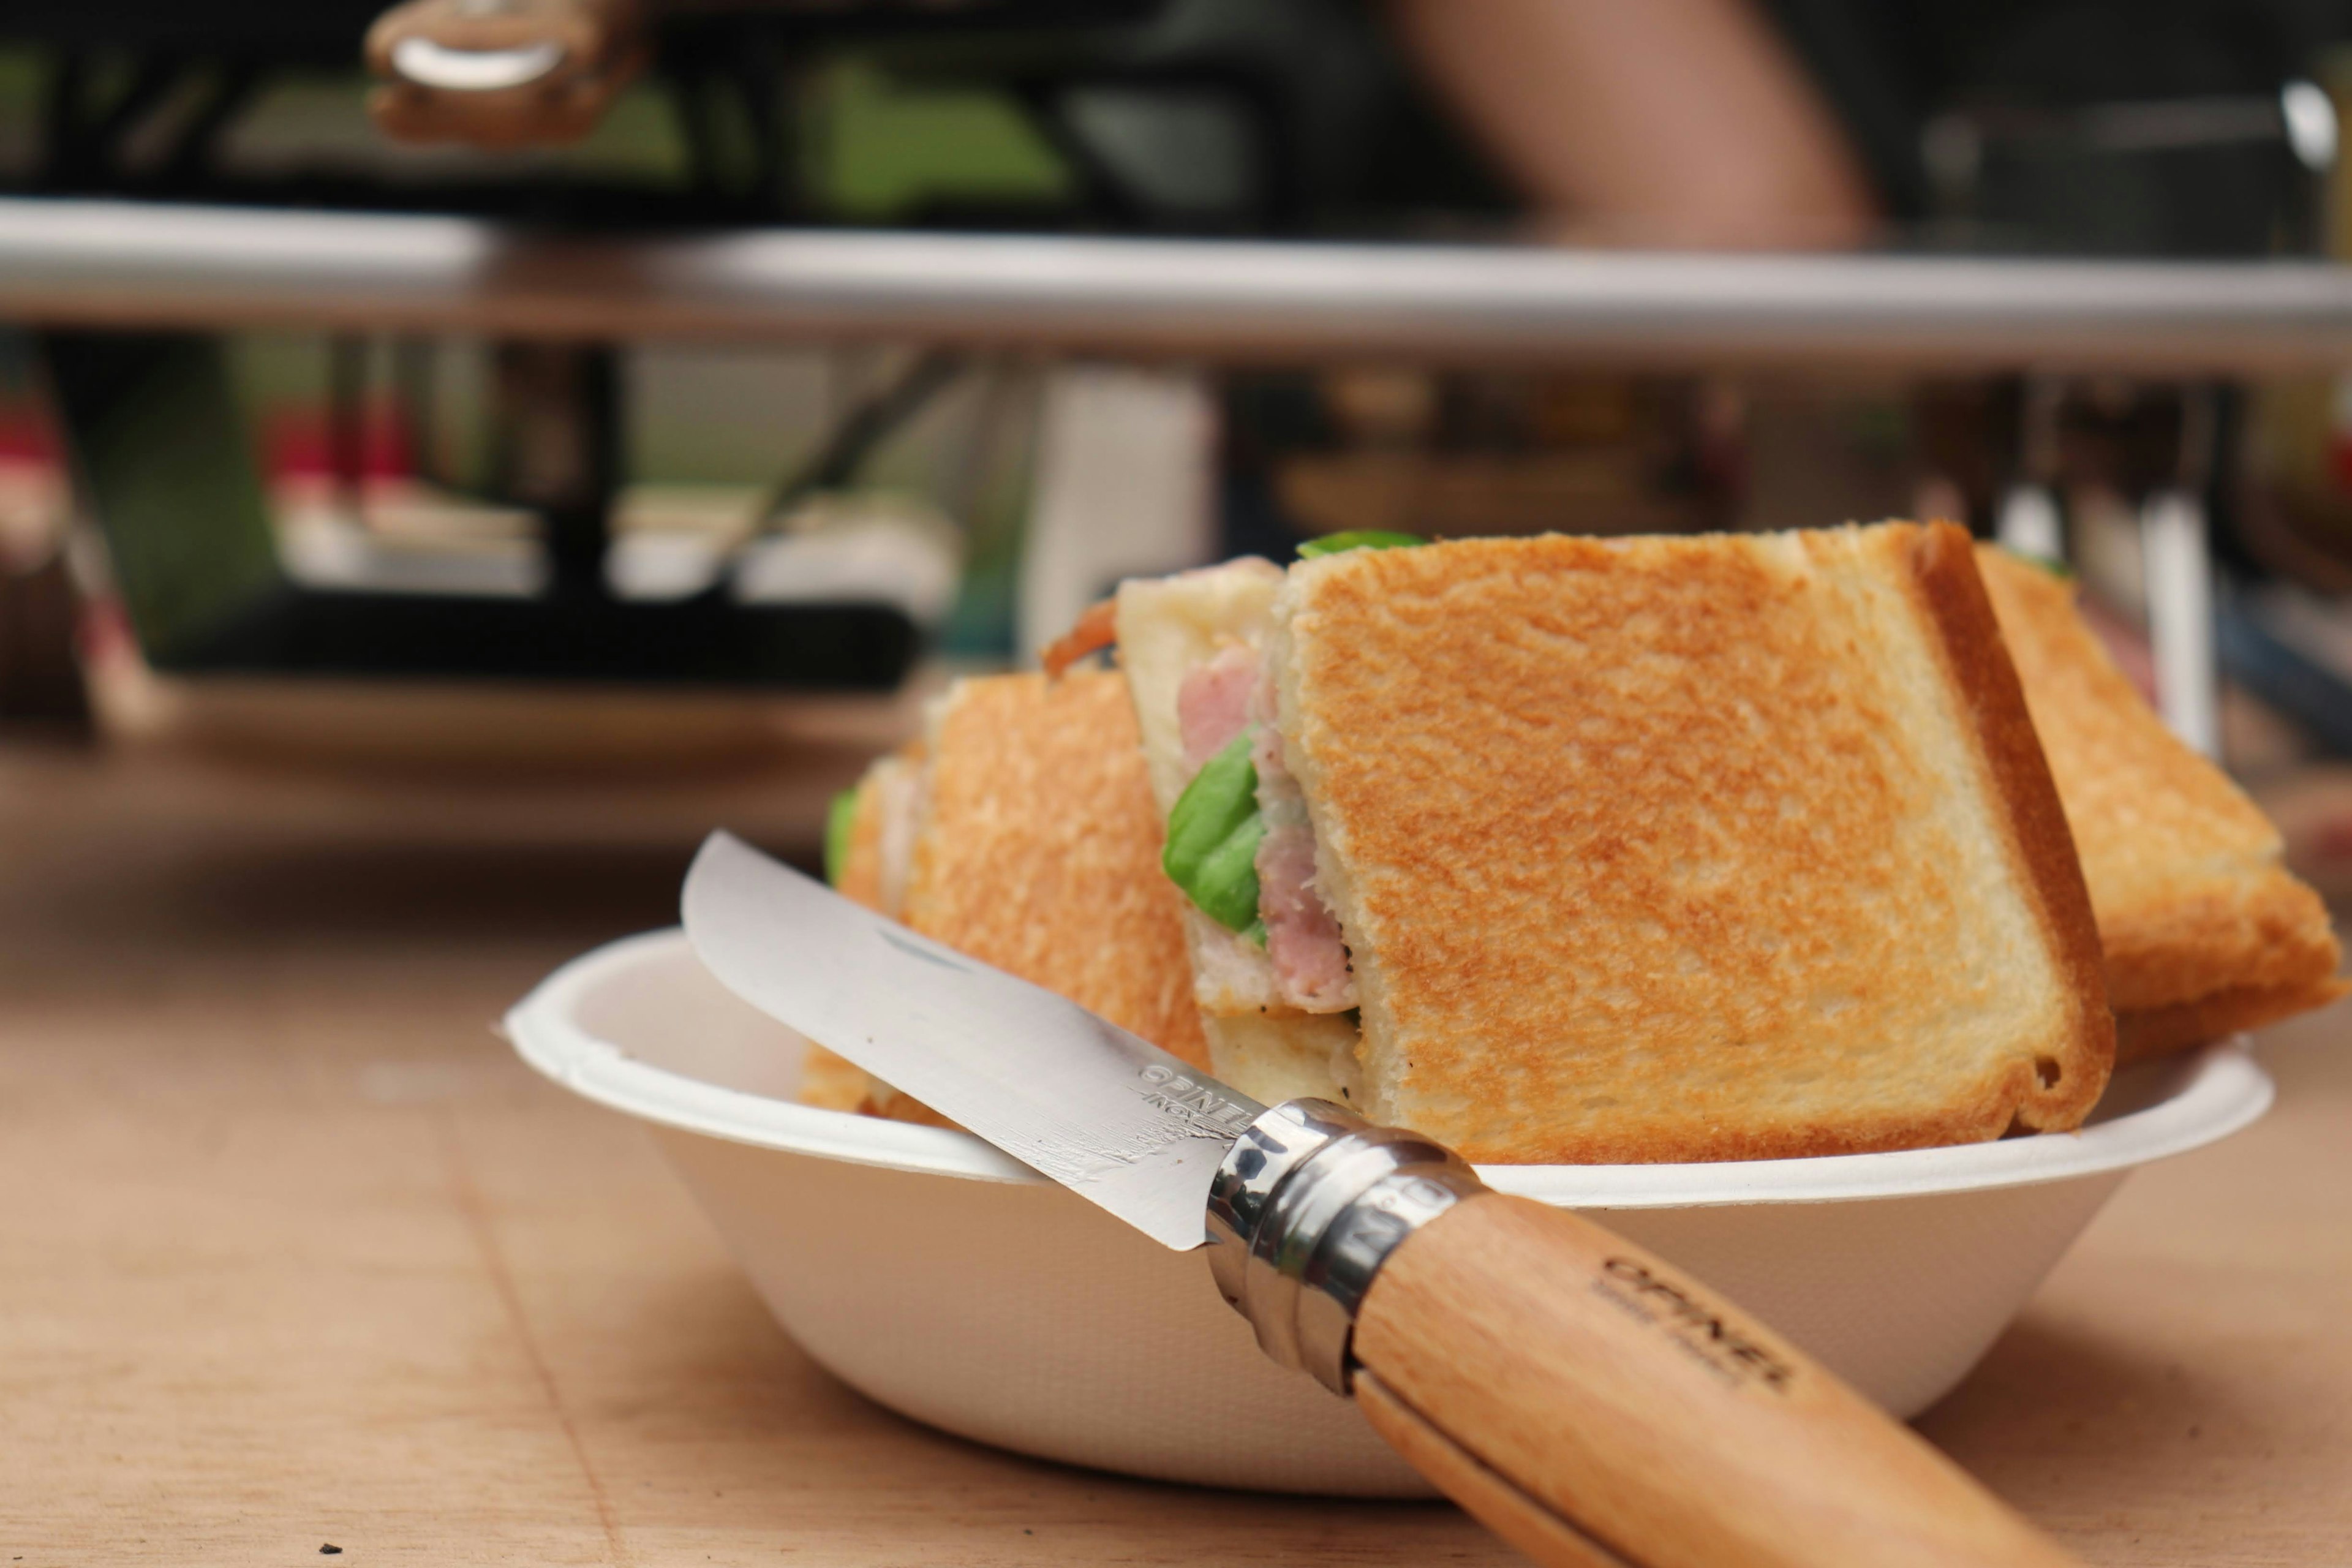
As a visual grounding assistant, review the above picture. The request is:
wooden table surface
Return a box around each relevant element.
[4,739,2349,1567]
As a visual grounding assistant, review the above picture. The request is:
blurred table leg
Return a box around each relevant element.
[2142,488,2220,759]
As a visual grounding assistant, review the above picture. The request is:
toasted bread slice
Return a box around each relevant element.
[834,750,923,918]
[805,673,1213,1121]
[1115,559,1292,1017]
[1116,559,1376,1103]
[1977,547,2345,1061]
[798,1040,878,1113]
[1269,523,2113,1163]
[1197,1011,1365,1108]
[895,669,1211,1072]
[2114,979,2345,1060]
[800,752,920,1112]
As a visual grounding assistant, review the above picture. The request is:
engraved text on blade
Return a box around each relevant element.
[1023,1065,1256,1185]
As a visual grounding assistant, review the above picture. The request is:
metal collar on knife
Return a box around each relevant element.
[1208,1101,1484,1395]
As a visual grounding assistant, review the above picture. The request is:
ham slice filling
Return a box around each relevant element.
[1177,643,1261,769]
[1175,646,1357,1012]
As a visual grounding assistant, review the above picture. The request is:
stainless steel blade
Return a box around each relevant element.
[682,831,1264,1250]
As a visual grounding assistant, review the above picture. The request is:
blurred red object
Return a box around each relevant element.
[261,402,413,485]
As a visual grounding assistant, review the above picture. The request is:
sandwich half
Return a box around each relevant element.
[1118,523,2114,1163]
[803,668,1211,1121]
[800,748,925,1112]
[1977,546,2345,1061]
[1115,558,1363,1104]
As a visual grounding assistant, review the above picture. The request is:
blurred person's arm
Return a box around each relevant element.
[1388,0,1876,249]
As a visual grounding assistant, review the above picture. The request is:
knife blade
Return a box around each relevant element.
[682,829,1260,1250]
[681,829,2083,1568]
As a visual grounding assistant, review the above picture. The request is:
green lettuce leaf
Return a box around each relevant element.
[1297,529,1427,559]
[1163,732,1265,932]
[824,788,861,888]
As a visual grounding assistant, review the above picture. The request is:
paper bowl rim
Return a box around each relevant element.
[505,927,2273,1211]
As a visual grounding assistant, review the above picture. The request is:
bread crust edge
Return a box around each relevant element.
[1907,521,2116,1129]
[2117,976,2350,1064]
[2099,869,2342,1014]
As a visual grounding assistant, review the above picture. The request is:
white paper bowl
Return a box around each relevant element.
[507,929,2273,1498]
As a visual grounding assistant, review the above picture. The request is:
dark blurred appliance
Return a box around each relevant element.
[13,0,1385,692]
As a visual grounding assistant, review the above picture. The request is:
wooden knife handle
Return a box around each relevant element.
[1349,1194,2079,1568]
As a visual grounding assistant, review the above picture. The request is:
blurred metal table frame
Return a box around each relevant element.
[7,194,2339,747]
[6,195,2352,374]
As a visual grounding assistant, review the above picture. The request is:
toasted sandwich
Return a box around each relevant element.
[1117,523,2114,1163]
[799,750,925,1112]
[802,669,1211,1120]
[1977,546,2345,1061]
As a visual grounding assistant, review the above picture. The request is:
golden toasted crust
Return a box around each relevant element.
[834,763,893,913]
[865,1080,965,1128]
[2117,977,2351,1063]
[1907,522,2113,1128]
[1978,547,2342,1031]
[1275,524,2112,1164]
[804,758,901,1113]
[799,1044,876,1112]
[901,669,1212,1071]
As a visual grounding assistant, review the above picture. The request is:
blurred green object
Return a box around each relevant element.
[1995,543,2076,581]
[825,788,862,887]
[1297,529,1426,559]
[1161,731,1263,933]
[43,332,282,663]
[812,60,1072,221]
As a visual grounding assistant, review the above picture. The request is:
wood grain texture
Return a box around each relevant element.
[1353,1194,2078,1568]
[1356,1374,1630,1568]
[0,743,1510,1568]
[0,741,2346,1565]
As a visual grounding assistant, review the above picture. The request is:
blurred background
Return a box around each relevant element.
[10,0,2352,908]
